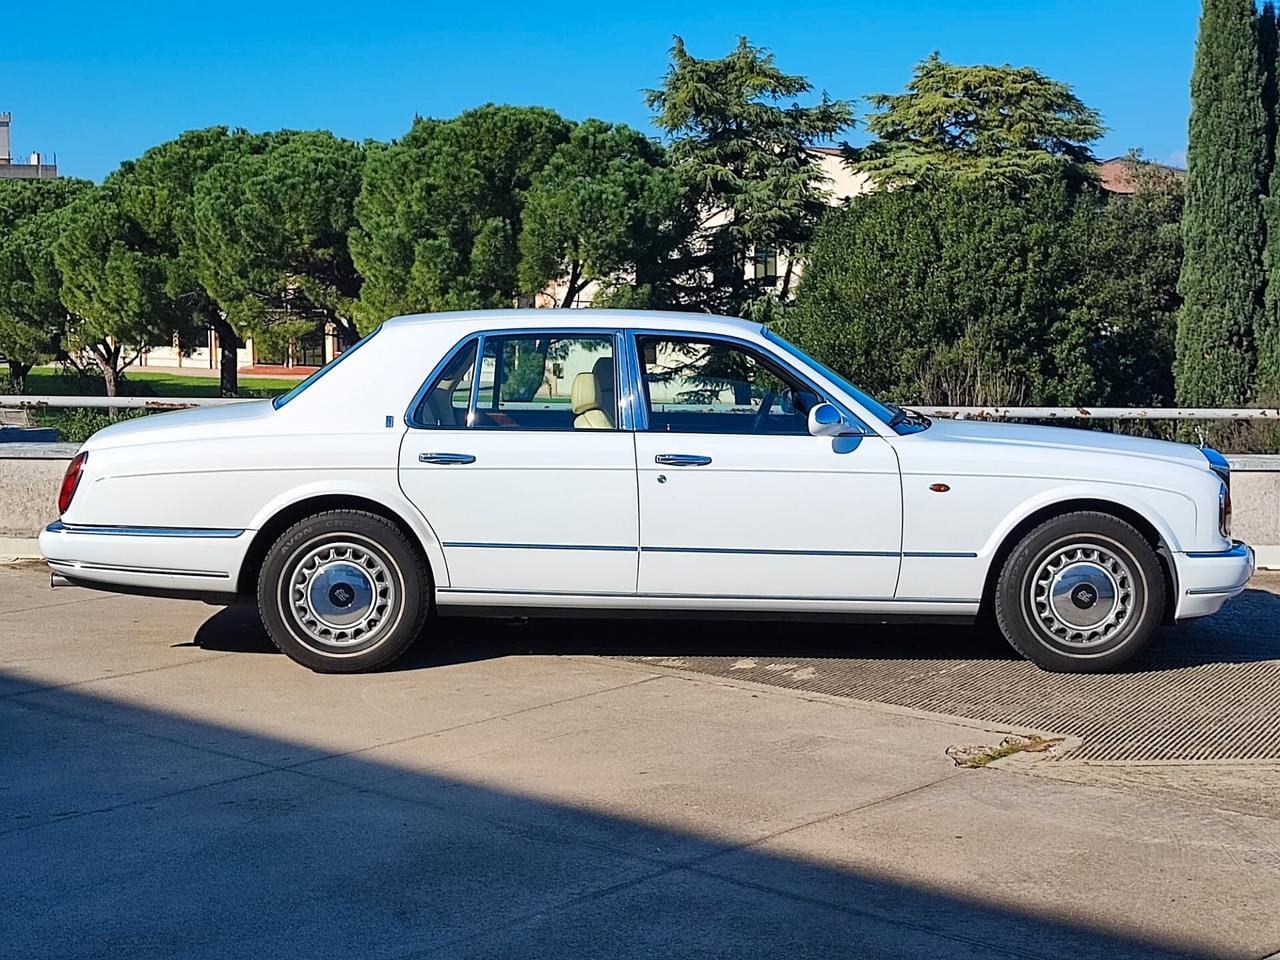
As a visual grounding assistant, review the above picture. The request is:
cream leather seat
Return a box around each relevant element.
[571,358,615,430]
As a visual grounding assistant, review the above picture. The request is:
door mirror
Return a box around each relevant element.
[808,402,852,438]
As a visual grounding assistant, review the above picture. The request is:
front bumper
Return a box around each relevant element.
[39,521,247,597]
[1174,541,1256,620]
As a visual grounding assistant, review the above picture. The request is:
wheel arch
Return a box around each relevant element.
[977,497,1178,624]
[236,491,446,597]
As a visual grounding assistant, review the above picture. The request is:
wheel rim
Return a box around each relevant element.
[287,540,396,650]
[1028,541,1134,648]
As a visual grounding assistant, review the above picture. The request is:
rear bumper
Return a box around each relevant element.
[1173,541,1256,620]
[39,521,248,597]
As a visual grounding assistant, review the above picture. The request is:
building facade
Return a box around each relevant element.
[0,114,58,179]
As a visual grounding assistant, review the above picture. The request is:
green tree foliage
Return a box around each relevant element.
[195,131,364,358]
[646,36,852,317]
[1176,0,1269,406]
[110,127,263,396]
[351,105,571,325]
[849,52,1104,189]
[1260,1,1280,398]
[518,119,692,308]
[0,178,94,389]
[786,173,1184,408]
[53,186,192,396]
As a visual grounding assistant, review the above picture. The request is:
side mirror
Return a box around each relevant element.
[808,402,851,438]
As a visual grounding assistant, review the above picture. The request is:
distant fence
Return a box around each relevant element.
[3,396,1280,419]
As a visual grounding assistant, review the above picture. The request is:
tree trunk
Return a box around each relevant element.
[210,314,241,397]
[6,359,31,393]
[91,342,122,397]
[560,260,583,308]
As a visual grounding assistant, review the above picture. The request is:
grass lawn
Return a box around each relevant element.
[20,368,300,399]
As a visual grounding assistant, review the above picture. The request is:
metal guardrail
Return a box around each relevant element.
[0,396,253,409]
[913,407,1280,420]
[6,398,1280,419]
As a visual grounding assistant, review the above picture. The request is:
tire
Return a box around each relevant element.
[256,509,430,673]
[993,511,1166,673]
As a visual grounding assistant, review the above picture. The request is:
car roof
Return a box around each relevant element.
[382,308,764,338]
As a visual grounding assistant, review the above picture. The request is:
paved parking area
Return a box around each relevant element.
[2,564,1279,960]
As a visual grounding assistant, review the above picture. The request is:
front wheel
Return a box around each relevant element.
[994,512,1166,673]
[257,510,430,673]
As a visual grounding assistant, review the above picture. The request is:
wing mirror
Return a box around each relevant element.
[808,402,854,438]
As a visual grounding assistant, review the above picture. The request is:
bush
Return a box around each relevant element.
[785,175,1183,408]
[35,407,149,444]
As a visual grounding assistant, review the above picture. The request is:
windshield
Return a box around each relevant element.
[272,325,380,410]
[762,328,903,427]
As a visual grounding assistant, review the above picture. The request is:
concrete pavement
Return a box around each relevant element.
[2,564,1278,959]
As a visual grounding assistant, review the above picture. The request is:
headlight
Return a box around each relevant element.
[1219,481,1232,538]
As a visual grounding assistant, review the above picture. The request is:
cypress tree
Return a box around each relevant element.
[1176,0,1269,406]
[1260,1,1280,398]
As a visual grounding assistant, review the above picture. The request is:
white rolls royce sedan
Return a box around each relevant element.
[41,310,1254,673]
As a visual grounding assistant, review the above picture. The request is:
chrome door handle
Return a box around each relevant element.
[655,454,712,467]
[419,452,476,465]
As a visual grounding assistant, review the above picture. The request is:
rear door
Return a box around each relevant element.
[398,329,639,596]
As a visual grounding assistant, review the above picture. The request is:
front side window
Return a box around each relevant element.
[637,336,820,435]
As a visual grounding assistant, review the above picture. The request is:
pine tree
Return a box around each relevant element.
[1259,1,1280,398]
[1176,0,1269,406]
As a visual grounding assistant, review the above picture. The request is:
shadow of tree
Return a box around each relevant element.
[1,673,1228,960]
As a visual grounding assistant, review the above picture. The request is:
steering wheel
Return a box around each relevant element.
[750,386,777,433]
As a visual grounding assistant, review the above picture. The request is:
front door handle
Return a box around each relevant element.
[419,452,476,465]
[655,454,712,467]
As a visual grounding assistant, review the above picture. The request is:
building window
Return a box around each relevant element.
[751,247,779,283]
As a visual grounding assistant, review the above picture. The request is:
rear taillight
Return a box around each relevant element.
[58,452,87,515]
[1219,481,1232,539]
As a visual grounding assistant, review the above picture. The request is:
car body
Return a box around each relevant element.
[41,309,1255,672]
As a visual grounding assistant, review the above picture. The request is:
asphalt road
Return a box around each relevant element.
[2,564,1279,960]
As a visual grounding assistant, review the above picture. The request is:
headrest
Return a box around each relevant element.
[571,371,600,414]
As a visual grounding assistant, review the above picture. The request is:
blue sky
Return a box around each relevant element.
[5,0,1201,182]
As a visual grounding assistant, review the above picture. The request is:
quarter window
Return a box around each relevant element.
[414,339,478,429]
[637,336,820,435]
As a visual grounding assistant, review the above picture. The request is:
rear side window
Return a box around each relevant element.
[413,332,617,431]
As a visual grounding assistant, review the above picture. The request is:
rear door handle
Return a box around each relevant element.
[419,452,476,465]
[655,454,712,467]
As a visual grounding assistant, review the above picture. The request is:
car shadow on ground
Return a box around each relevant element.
[1,669,1241,960]
[189,584,1280,673]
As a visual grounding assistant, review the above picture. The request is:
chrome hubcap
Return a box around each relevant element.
[289,541,395,647]
[1030,543,1133,646]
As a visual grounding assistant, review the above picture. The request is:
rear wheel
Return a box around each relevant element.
[994,512,1165,672]
[257,510,429,673]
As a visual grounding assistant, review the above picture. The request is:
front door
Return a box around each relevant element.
[398,330,638,595]
[632,334,902,600]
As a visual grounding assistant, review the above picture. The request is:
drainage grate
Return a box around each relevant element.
[609,576,1280,763]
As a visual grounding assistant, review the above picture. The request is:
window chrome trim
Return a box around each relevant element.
[46,521,244,539]
[405,327,626,432]
[626,329,871,435]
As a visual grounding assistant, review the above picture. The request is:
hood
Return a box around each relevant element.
[82,400,276,450]
[915,417,1211,471]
